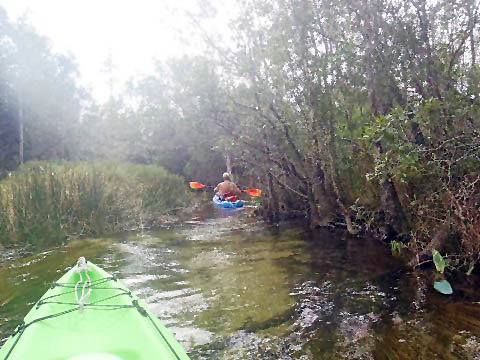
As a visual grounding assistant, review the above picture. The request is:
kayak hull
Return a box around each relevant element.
[0,260,190,360]
[212,195,244,209]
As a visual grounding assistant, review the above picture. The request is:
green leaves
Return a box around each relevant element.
[390,240,406,255]
[432,250,453,295]
[433,280,453,295]
[432,249,446,274]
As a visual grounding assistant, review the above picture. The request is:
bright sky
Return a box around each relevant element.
[0,0,237,102]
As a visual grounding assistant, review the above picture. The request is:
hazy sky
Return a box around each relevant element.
[1,0,237,102]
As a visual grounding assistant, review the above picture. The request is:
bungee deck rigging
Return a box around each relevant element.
[0,257,190,360]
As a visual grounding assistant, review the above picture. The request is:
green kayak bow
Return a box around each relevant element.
[0,257,191,360]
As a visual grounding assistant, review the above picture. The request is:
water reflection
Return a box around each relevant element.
[0,204,479,359]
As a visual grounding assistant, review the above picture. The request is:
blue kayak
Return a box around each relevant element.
[213,195,244,209]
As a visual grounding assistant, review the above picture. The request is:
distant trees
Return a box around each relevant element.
[76,56,229,186]
[0,8,84,176]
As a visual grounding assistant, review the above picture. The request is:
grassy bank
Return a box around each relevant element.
[0,161,190,247]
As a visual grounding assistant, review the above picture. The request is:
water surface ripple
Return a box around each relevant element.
[1,205,479,359]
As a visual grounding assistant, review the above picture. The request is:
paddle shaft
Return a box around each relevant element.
[189,181,262,196]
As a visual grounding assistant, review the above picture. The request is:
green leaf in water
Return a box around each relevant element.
[434,279,453,295]
[432,249,446,274]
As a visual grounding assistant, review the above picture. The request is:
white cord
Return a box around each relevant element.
[74,257,92,312]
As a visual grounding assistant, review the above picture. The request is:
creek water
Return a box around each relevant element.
[0,203,479,359]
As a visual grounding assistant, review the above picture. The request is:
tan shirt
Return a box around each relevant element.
[214,180,241,197]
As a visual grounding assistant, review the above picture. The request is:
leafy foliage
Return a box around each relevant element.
[433,250,447,274]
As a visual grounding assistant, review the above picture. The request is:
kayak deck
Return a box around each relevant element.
[212,195,244,209]
[0,259,190,360]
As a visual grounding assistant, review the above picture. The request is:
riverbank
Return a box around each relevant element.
[0,161,191,248]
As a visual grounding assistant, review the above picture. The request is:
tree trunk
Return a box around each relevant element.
[263,131,279,222]
[468,1,476,66]
[415,0,442,100]
[18,92,24,165]
[306,157,335,227]
[470,25,476,66]
[313,172,336,224]
[226,152,232,175]
[267,171,280,222]
[307,96,336,226]
[305,159,322,228]
[319,95,358,234]
[374,141,409,237]
[326,145,359,235]
[362,22,409,238]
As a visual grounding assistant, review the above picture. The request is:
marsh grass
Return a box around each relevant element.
[0,161,189,247]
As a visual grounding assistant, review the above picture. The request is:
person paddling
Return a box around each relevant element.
[214,172,241,201]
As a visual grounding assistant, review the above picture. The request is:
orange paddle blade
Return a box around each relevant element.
[189,182,206,189]
[244,188,262,197]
